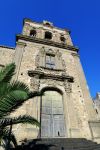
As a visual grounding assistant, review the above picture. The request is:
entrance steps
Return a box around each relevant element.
[12,138,100,150]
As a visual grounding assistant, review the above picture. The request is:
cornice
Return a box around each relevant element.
[0,45,15,50]
[16,41,27,47]
[16,34,79,52]
[28,70,74,82]
[23,18,71,33]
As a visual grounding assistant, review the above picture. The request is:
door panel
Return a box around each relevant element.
[41,114,52,137]
[42,106,52,114]
[53,115,65,137]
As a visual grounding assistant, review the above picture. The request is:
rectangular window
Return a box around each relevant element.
[45,54,55,69]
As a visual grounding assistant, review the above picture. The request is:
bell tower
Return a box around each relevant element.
[14,19,96,141]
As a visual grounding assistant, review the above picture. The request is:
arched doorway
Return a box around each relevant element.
[41,90,66,138]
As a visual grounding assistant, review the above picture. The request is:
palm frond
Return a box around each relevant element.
[10,81,30,93]
[0,63,15,83]
[10,81,42,98]
[0,63,41,147]
[0,91,29,118]
[0,81,42,99]
[0,115,40,127]
[0,128,17,147]
[0,82,42,118]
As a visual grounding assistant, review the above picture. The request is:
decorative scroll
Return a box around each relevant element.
[64,81,72,93]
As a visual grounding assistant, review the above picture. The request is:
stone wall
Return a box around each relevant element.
[93,93,100,119]
[13,38,96,141]
[0,45,15,67]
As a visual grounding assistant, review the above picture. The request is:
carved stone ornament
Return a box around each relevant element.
[35,47,45,67]
[64,81,72,93]
[30,75,40,91]
[56,49,62,60]
[35,54,40,67]
[35,46,66,71]
[45,48,55,55]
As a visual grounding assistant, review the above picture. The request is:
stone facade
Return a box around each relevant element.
[0,19,100,143]
[0,45,14,68]
[93,93,100,119]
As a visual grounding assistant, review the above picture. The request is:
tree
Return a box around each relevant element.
[0,63,40,149]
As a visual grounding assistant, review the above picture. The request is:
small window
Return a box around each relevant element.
[45,54,55,69]
[45,31,52,40]
[30,30,36,37]
[60,36,66,43]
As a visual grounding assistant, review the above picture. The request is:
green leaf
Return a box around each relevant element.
[0,63,40,147]
[0,91,29,117]
[0,128,17,147]
[10,81,30,93]
[0,115,40,127]
[0,63,15,83]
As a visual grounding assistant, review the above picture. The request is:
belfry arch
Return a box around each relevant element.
[40,88,66,138]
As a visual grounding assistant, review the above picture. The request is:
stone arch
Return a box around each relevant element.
[40,86,63,96]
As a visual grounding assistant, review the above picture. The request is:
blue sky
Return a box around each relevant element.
[0,0,99,97]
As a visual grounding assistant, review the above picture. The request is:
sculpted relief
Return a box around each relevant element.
[35,46,66,71]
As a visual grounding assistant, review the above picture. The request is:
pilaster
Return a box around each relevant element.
[13,41,26,80]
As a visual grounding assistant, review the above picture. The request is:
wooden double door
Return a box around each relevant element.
[41,90,66,138]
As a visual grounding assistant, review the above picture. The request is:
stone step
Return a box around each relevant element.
[35,139,98,147]
[11,138,100,150]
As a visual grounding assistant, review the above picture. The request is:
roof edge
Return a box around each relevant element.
[23,18,71,34]
[0,45,15,50]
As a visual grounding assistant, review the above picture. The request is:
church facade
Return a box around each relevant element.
[0,19,100,143]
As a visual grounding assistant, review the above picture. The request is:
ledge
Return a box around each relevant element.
[28,70,74,82]
[16,34,79,52]
[40,66,64,72]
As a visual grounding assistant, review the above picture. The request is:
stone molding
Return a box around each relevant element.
[35,46,66,71]
[16,41,26,47]
[28,69,73,82]
[16,34,79,52]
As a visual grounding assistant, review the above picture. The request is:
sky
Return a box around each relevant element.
[0,0,99,98]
